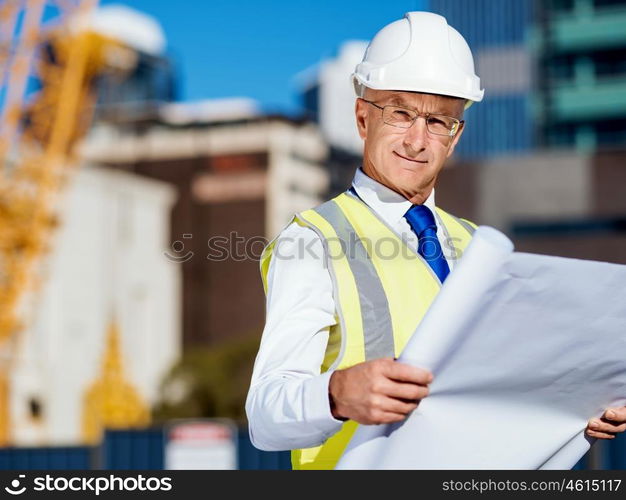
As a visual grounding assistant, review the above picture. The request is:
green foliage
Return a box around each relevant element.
[152,334,261,425]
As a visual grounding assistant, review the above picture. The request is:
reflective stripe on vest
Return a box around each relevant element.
[259,191,476,470]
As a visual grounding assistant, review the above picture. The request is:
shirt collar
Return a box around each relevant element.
[351,167,437,225]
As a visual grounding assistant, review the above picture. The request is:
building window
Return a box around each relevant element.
[549,0,575,14]
[593,0,626,9]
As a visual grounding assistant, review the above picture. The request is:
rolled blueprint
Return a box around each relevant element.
[337,226,626,469]
[337,226,514,469]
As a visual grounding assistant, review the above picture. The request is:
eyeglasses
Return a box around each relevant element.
[361,99,462,137]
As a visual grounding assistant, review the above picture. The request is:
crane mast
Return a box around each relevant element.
[0,0,108,444]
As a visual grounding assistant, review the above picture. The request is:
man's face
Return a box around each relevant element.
[355,88,466,204]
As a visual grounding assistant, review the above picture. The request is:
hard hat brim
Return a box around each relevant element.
[352,75,483,108]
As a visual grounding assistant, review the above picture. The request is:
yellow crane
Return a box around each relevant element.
[0,0,148,445]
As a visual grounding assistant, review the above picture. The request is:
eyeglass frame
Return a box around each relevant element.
[359,98,464,137]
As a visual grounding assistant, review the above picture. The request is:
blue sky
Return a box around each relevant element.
[100,0,426,113]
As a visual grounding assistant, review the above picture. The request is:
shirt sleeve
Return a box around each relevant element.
[245,222,345,451]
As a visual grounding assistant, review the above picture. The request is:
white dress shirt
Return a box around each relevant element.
[245,168,457,451]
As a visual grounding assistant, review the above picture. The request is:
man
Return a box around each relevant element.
[246,11,626,470]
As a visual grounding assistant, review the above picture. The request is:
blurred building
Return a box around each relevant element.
[83,102,329,348]
[535,0,626,150]
[91,4,177,119]
[12,165,180,446]
[435,148,626,265]
[429,0,626,156]
[298,41,367,156]
[296,42,367,195]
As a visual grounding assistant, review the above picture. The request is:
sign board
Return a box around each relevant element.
[165,419,238,470]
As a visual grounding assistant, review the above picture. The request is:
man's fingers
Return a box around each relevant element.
[375,410,410,425]
[586,428,616,440]
[383,381,429,401]
[588,418,626,434]
[383,360,433,385]
[584,407,626,441]
[603,406,626,423]
[379,396,418,416]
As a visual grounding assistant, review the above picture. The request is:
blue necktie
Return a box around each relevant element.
[404,205,450,283]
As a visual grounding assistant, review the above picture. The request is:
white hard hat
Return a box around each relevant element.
[352,12,484,108]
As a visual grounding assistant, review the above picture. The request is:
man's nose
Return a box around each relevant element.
[402,116,428,152]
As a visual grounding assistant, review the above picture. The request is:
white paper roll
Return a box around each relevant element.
[337,226,514,469]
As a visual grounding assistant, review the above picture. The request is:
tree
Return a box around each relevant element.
[152,334,261,425]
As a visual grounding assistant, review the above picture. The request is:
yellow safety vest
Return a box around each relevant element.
[259,190,477,470]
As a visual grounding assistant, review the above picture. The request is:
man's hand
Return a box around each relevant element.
[586,407,626,439]
[328,357,433,425]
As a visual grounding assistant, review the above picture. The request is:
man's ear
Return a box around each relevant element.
[446,120,465,158]
[355,98,368,140]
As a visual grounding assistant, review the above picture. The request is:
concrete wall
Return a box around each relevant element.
[11,165,180,445]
